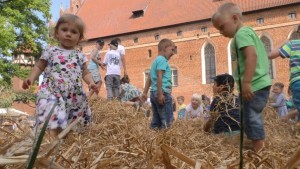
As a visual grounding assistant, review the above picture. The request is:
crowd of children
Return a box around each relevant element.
[21,2,300,153]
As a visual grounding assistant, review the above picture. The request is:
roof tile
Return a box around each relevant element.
[76,0,300,39]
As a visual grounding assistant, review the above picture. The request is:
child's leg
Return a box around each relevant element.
[112,75,121,99]
[243,86,270,152]
[105,75,114,100]
[291,81,300,121]
[150,92,162,129]
[151,92,173,129]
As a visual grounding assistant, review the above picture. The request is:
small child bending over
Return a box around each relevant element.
[22,14,98,137]
[185,94,204,120]
[120,75,142,108]
[203,74,241,135]
[269,82,288,118]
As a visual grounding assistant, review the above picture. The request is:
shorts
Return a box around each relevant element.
[291,80,300,121]
[243,86,270,140]
[150,92,173,129]
[88,68,101,83]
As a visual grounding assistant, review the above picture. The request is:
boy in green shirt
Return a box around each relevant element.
[212,3,271,152]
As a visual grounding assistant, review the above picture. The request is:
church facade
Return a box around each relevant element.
[62,0,300,101]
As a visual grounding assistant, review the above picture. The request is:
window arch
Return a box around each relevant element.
[171,67,178,86]
[228,39,233,75]
[201,42,216,84]
[260,35,275,79]
[143,69,150,87]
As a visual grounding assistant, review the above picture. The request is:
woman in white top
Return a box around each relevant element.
[185,93,204,120]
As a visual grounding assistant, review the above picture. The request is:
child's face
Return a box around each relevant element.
[97,43,104,50]
[191,98,200,109]
[272,86,282,95]
[109,45,118,50]
[177,98,183,105]
[213,81,223,95]
[163,45,176,60]
[55,22,81,49]
[213,14,238,38]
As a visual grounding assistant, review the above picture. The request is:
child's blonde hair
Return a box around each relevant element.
[158,39,174,52]
[191,93,202,103]
[54,14,85,40]
[212,2,242,23]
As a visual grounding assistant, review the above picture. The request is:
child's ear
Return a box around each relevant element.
[233,14,239,23]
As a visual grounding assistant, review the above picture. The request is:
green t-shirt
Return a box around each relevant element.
[231,26,271,92]
[150,55,172,93]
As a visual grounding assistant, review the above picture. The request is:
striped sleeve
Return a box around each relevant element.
[279,42,292,58]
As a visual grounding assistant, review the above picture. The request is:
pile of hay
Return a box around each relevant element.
[1,97,300,168]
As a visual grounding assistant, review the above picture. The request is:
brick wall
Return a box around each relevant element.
[80,5,300,104]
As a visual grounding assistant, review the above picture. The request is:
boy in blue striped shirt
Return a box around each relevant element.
[268,24,300,122]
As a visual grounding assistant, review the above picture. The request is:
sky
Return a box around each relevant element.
[51,0,70,21]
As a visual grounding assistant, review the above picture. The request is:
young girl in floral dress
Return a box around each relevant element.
[22,14,98,136]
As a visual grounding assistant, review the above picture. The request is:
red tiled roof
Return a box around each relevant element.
[76,0,300,39]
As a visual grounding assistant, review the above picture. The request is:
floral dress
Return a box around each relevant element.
[36,46,91,129]
[120,83,142,102]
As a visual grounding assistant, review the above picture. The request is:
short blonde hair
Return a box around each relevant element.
[55,14,85,40]
[158,39,174,52]
[212,2,242,23]
[191,93,202,103]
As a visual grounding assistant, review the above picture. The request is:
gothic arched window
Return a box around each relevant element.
[261,35,275,79]
[204,43,216,84]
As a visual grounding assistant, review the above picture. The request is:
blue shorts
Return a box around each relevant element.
[150,92,173,129]
[243,86,270,140]
[291,80,300,121]
[88,68,101,83]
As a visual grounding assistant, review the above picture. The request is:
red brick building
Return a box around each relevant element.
[62,0,300,103]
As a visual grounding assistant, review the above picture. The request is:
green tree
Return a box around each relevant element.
[0,0,51,57]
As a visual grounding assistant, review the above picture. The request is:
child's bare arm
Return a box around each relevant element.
[121,55,127,75]
[157,70,165,105]
[90,48,99,63]
[241,46,257,101]
[141,74,151,102]
[268,48,281,60]
[82,63,98,93]
[22,59,47,89]
[203,118,214,132]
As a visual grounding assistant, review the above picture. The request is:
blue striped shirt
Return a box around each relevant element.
[279,40,300,84]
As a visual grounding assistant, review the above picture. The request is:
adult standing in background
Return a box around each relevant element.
[114,38,127,76]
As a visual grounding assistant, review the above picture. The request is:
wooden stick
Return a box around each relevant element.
[161,144,195,166]
[161,147,176,169]
[285,147,300,169]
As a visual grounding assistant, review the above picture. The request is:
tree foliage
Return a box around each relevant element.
[0,58,31,87]
[0,0,51,57]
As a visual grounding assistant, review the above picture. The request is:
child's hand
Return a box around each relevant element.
[242,82,254,101]
[22,79,32,90]
[140,93,147,102]
[158,93,165,105]
[89,83,99,94]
